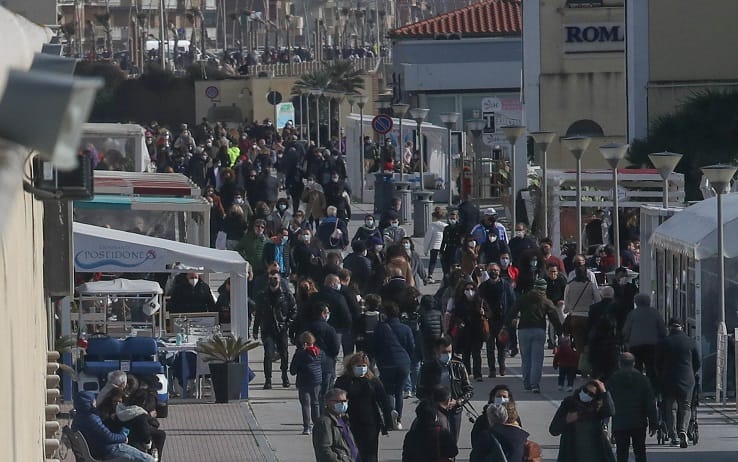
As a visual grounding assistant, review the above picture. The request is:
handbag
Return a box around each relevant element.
[481,315,491,341]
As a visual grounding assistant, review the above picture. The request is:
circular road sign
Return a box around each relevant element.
[267,90,283,106]
[371,114,393,135]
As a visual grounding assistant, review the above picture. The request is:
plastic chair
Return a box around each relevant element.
[122,337,164,375]
[194,352,211,399]
[84,337,122,377]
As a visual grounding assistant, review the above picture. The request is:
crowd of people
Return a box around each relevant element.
[77,115,701,462]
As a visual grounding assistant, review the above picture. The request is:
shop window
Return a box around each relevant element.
[565,119,604,137]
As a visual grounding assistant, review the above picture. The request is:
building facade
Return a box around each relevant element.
[523,0,626,170]
[627,0,738,142]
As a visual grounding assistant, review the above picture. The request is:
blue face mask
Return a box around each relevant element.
[281,236,289,245]
[333,401,348,414]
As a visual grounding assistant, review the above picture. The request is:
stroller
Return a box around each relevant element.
[686,374,701,445]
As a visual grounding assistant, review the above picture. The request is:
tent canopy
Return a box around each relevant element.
[73,222,247,275]
[649,193,738,260]
[78,278,163,296]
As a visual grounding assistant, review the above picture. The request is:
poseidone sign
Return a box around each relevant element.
[563,23,625,53]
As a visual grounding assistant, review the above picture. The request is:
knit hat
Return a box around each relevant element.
[534,278,548,290]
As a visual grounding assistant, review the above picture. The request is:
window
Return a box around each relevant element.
[567,0,604,6]
[565,119,604,137]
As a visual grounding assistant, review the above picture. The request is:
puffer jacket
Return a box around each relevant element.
[424,220,448,252]
[372,318,414,369]
[71,392,127,459]
[418,296,443,341]
[253,287,297,337]
[290,345,324,388]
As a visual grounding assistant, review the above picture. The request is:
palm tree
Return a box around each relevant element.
[291,61,366,143]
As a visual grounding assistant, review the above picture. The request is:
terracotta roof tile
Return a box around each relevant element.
[390,0,521,38]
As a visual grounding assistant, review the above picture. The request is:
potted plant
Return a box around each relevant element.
[196,335,260,403]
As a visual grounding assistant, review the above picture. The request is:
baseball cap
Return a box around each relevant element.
[483,207,497,216]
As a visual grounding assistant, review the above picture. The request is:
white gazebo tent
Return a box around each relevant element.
[649,194,738,394]
[65,222,251,399]
[77,278,164,337]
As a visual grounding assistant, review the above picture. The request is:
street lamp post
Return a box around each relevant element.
[599,143,630,268]
[530,131,557,237]
[310,89,323,147]
[409,108,430,190]
[440,112,460,208]
[410,107,431,237]
[501,125,526,225]
[701,164,737,404]
[467,119,486,207]
[391,103,410,181]
[561,136,591,254]
[355,94,368,201]
[649,151,683,208]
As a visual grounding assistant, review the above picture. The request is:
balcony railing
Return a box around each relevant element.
[248,57,385,78]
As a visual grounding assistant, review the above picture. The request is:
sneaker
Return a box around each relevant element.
[390,410,401,430]
[396,420,403,430]
[509,348,518,358]
[488,370,497,378]
[282,379,291,388]
[302,428,311,435]
[566,386,574,392]
[263,381,272,390]
[670,436,679,446]
[679,432,688,448]
[499,367,506,376]
[558,385,564,391]
[532,386,541,394]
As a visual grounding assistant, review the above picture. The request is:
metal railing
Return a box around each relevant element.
[248,57,385,78]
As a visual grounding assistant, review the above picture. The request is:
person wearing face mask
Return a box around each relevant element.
[478,263,516,377]
[455,235,479,277]
[440,210,463,276]
[323,170,352,221]
[515,247,546,296]
[314,274,355,357]
[187,146,210,188]
[402,399,458,462]
[471,208,509,246]
[334,353,393,462]
[253,271,297,389]
[540,237,566,273]
[301,175,327,229]
[417,336,474,444]
[470,384,521,444]
[447,281,489,381]
[236,219,271,277]
[498,252,519,286]
[549,379,616,462]
[423,208,448,284]
[611,266,638,338]
[306,304,341,411]
[343,241,372,296]
[351,214,382,247]
[263,228,293,279]
[566,254,599,287]
[402,238,427,289]
[222,203,251,250]
[508,223,537,265]
[382,217,406,247]
[168,272,215,314]
[312,388,360,462]
[268,198,293,232]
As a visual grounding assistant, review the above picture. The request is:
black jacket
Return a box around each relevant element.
[323,181,351,217]
[655,329,701,396]
[418,298,444,342]
[312,287,353,330]
[306,319,340,361]
[478,278,516,327]
[169,276,215,313]
[253,287,297,337]
[440,223,464,264]
[316,217,349,250]
[262,242,293,276]
[343,253,372,294]
[254,174,279,204]
[508,235,537,266]
[334,375,393,434]
[402,420,458,462]
[417,358,474,405]
[607,368,657,431]
[291,241,323,279]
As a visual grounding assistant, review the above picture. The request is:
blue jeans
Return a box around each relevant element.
[403,359,421,393]
[379,366,410,421]
[107,443,154,461]
[518,328,546,389]
[335,328,354,358]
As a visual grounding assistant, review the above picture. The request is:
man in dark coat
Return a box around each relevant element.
[323,171,352,221]
[313,274,354,357]
[253,271,297,389]
[254,165,279,210]
[307,303,341,412]
[607,352,658,462]
[588,286,619,380]
[655,318,701,448]
[316,207,349,250]
[168,272,215,313]
[478,263,516,377]
[342,241,372,295]
[508,222,537,265]
[439,209,463,276]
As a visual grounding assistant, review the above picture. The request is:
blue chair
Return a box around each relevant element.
[83,337,122,377]
[122,337,164,375]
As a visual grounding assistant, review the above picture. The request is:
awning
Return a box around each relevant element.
[73,222,247,276]
[78,278,163,295]
[649,193,738,260]
[75,194,210,212]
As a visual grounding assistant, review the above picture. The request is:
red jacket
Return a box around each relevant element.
[553,344,580,369]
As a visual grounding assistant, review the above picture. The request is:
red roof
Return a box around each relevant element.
[390,0,521,38]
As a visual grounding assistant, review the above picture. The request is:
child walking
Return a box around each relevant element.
[289,331,324,434]
[553,335,579,392]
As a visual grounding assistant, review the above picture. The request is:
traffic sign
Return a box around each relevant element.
[266,90,282,105]
[371,114,393,135]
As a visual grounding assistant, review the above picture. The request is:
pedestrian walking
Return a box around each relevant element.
[334,352,393,462]
[306,303,341,412]
[402,400,458,462]
[424,207,448,283]
[290,331,325,435]
[549,380,616,462]
[656,318,700,448]
[312,388,360,462]
[447,280,489,381]
[607,352,658,462]
[553,336,579,392]
[623,294,667,386]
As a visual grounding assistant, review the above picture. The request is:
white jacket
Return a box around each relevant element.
[424,221,448,253]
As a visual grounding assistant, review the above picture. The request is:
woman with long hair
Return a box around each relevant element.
[402,400,458,462]
[334,352,393,462]
[549,379,615,462]
[290,278,318,344]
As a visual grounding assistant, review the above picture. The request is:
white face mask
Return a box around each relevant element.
[365,220,374,227]
[302,235,311,243]
[439,352,452,364]
[375,245,383,252]
[390,222,399,228]
[464,289,475,300]
[403,242,411,250]
[515,231,525,238]
[353,366,368,377]
[449,219,457,225]
[500,258,510,268]
[467,241,476,248]
[188,278,198,286]
[579,390,594,403]
[488,234,498,243]
[324,313,330,322]
[334,283,342,291]
[494,396,509,405]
